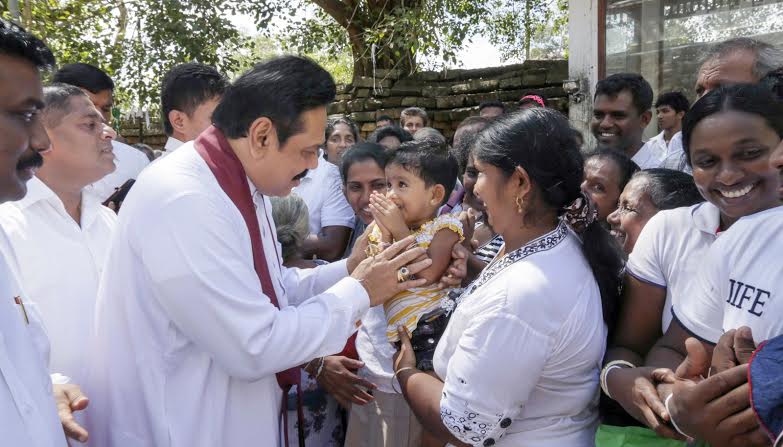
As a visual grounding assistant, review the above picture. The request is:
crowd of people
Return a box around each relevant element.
[1,16,783,447]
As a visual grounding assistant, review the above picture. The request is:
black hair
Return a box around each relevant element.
[42,83,89,127]
[453,131,481,175]
[585,149,641,192]
[388,139,458,205]
[631,169,704,210]
[452,117,490,174]
[376,115,393,123]
[655,91,690,113]
[479,100,505,112]
[160,63,229,136]
[682,83,783,165]
[0,19,55,69]
[212,56,336,144]
[474,108,624,327]
[339,142,389,184]
[53,63,114,93]
[367,125,413,145]
[760,67,783,102]
[326,115,359,142]
[594,73,653,115]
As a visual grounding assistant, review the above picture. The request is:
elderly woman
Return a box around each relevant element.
[270,194,345,446]
[393,108,624,446]
[607,169,703,255]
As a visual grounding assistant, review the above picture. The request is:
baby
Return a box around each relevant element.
[367,139,463,370]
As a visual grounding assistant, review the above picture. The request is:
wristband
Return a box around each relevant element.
[600,360,636,399]
[391,366,417,394]
[665,393,693,439]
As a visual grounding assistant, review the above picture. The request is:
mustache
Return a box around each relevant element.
[293,169,308,181]
[16,150,44,171]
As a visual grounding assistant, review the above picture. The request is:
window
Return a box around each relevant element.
[605,0,783,99]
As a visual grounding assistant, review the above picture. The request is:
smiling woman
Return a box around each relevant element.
[600,83,783,442]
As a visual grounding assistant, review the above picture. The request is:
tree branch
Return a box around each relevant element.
[310,0,351,28]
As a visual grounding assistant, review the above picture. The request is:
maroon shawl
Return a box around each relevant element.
[194,125,304,446]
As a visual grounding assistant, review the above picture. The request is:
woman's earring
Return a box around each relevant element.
[515,196,524,214]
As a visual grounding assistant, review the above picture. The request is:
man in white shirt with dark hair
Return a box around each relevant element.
[0,83,118,389]
[646,91,690,173]
[160,62,228,154]
[84,55,446,446]
[0,18,90,446]
[53,63,149,203]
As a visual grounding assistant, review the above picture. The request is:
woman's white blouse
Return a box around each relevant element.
[433,222,606,446]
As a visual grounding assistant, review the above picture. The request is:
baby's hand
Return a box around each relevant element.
[369,192,409,240]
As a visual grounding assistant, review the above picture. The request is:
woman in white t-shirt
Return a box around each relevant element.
[392,108,624,446]
[602,84,783,443]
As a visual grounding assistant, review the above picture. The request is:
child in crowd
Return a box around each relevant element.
[366,139,463,370]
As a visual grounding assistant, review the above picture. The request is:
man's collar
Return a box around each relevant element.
[164,136,185,152]
[15,176,56,210]
[15,176,104,228]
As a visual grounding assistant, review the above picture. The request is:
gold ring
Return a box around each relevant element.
[397,267,411,283]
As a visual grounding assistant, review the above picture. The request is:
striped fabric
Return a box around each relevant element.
[474,234,504,264]
[367,213,464,343]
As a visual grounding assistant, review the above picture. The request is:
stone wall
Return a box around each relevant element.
[119,116,167,149]
[328,60,569,140]
[118,59,569,149]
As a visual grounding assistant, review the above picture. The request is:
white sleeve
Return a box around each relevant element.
[671,239,726,344]
[626,211,668,288]
[318,165,355,229]
[137,192,369,380]
[440,312,550,445]
[282,260,351,306]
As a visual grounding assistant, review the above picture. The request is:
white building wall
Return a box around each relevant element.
[567,0,600,151]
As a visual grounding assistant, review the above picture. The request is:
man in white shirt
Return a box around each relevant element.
[0,18,89,445]
[85,55,436,447]
[53,63,149,203]
[591,73,663,169]
[0,83,118,390]
[160,62,228,154]
[643,91,689,172]
[292,151,356,260]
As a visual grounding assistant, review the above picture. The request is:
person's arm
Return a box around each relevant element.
[137,193,428,381]
[415,229,460,285]
[301,225,352,262]
[603,274,682,437]
[301,165,356,261]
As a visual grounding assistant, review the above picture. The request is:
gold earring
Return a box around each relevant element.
[515,196,524,214]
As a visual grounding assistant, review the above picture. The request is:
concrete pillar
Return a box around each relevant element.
[567,0,600,151]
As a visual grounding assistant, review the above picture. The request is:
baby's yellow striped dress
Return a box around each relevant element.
[367,213,464,343]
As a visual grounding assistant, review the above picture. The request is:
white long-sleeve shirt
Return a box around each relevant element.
[0,177,116,386]
[0,229,66,447]
[84,143,370,446]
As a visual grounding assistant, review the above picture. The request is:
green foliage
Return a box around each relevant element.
[2,0,281,110]
[485,0,568,61]
[2,0,567,109]
[235,34,353,85]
